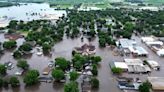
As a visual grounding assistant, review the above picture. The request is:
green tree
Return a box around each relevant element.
[55,57,70,71]
[9,76,20,87]
[13,50,22,59]
[111,67,123,74]
[64,81,79,92]
[3,40,17,49]
[139,81,151,92]
[91,77,99,89]
[91,64,98,76]
[42,43,51,54]
[0,64,7,75]
[99,38,106,47]
[51,69,65,82]
[8,20,18,29]
[17,59,29,70]
[69,71,79,81]
[23,70,39,86]
[91,56,102,64]
[19,43,32,52]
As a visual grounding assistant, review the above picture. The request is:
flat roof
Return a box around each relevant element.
[129,46,148,55]
[114,62,128,69]
[119,39,136,48]
[148,77,164,90]
[146,41,163,46]
[141,37,156,42]
[124,59,143,65]
[157,49,164,56]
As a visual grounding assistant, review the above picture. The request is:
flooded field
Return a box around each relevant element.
[0,3,66,27]
[0,33,163,92]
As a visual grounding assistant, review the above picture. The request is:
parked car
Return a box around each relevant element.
[36,47,43,56]
[4,61,14,70]
[48,61,54,68]
[15,69,24,76]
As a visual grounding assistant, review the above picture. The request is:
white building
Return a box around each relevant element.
[147,60,160,70]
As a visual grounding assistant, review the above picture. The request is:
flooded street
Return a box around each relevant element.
[0,33,164,92]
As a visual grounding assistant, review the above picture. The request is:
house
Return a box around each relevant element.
[124,59,151,73]
[116,38,137,49]
[4,33,24,40]
[145,41,163,46]
[141,36,156,43]
[148,77,164,91]
[110,62,128,72]
[74,44,96,55]
[128,46,148,57]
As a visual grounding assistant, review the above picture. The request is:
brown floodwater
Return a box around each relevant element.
[0,33,164,92]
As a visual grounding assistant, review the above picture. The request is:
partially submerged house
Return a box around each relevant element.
[124,59,151,73]
[142,36,164,57]
[4,33,24,40]
[110,62,128,72]
[116,38,148,57]
[128,46,148,57]
[74,44,96,56]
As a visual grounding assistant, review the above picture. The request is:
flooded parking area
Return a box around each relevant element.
[0,33,164,92]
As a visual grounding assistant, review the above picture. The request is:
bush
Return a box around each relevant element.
[69,71,79,81]
[0,64,7,75]
[23,70,39,86]
[64,81,79,92]
[91,64,98,76]
[3,40,17,49]
[55,57,70,71]
[10,76,20,87]
[51,69,65,82]
[111,67,123,74]
[19,43,32,52]
[139,81,151,92]
[17,59,29,70]
[91,77,99,88]
[13,50,22,59]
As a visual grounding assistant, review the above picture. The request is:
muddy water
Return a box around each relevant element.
[0,34,164,92]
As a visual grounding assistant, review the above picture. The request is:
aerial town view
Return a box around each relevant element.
[0,0,164,92]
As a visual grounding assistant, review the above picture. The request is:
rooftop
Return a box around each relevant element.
[148,77,164,90]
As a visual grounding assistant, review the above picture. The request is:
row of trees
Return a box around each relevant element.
[0,76,20,88]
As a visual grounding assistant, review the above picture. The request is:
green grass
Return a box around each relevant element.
[144,0,164,5]
[50,4,73,9]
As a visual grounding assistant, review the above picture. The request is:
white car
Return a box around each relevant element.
[15,69,24,75]
[36,47,43,56]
